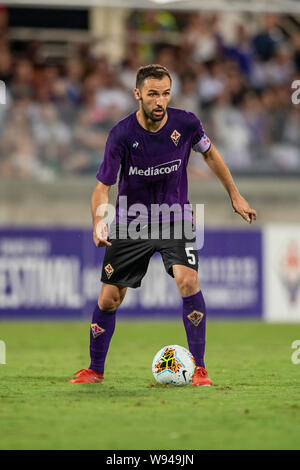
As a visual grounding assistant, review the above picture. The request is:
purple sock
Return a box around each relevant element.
[89,304,116,374]
[182,290,207,368]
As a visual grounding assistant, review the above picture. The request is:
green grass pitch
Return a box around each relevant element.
[0,320,299,450]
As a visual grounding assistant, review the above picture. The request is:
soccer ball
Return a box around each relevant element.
[152,345,195,386]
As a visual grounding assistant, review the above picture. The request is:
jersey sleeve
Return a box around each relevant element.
[191,115,212,154]
[96,129,124,185]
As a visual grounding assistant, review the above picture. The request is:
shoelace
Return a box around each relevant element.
[73,369,89,376]
[73,368,103,377]
[195,366,207,376]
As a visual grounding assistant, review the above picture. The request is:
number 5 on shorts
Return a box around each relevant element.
[185,246,196,265]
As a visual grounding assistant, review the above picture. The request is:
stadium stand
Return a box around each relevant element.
[0,6,299,180]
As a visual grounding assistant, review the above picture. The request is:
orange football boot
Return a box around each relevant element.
[69,368,104,384]
[192,366,213,386]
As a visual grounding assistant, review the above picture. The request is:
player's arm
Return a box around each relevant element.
[202,143,257,224]
[91,181,112,247]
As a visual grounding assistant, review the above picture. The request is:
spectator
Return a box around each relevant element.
[182,13,219,64]
[217,24,254,77]
[155,46,181,98]
[128,9,178,62]
[252,14,284,61]
[9,58,35,100]
[42,63,79,125]
[0,98,39,178]
[263,45,295,85]
[172,71,200,115]
[31,103,72,174]
[95,69,135,121]
[120,53,143,91]
[210,91,253,170]
[197,61,226,107]
[240,90,267,163]
[225,63,248,106]
[65,74,109,174]
[58,57,85,106]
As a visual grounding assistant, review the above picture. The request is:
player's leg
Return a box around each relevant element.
[172,264,200,297]
[159,219,213,387]
[173,264,206,368]
[69,283,127,384]
[70,228,154,383]
[173,264,212,386]
[89,283,127,373]
[172,264,212,386]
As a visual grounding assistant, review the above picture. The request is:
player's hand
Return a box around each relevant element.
[231,195,257,224]
[93,219,112,247]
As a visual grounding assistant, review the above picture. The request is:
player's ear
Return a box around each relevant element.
[134,87,141,101]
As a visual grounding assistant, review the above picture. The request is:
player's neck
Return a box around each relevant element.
[136,109,168,133]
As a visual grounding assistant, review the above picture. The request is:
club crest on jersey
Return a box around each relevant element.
[187,310,204,327]
[171,129,181,146]
[91,323,105,338]
[104,263,114,279]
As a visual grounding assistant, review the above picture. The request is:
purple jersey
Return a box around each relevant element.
[96,107,211,224]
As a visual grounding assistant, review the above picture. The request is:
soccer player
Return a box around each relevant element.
[69,64,256,386]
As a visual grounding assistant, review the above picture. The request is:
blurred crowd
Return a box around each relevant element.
[0,7,299,180]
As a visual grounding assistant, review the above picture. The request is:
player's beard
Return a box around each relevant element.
[140,99,166,122]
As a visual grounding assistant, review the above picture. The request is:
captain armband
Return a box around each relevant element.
[192,134,212,154]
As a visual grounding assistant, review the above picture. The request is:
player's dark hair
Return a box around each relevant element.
[136,64,172,89]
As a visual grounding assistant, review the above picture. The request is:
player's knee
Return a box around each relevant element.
[176,272,199,297]
[98,295,122,312]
